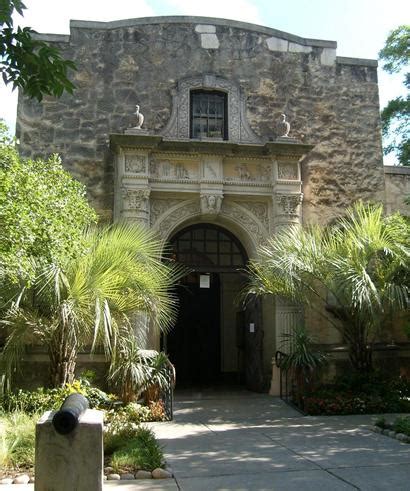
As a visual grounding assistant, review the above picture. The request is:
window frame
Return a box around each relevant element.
[190,89,228,140]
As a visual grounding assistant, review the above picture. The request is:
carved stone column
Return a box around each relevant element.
[121,188,151,226]
[273,192,303,229]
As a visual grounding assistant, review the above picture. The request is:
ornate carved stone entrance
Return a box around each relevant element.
[111,133,310,392]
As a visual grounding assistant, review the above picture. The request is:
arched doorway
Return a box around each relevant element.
[164,223,249,388]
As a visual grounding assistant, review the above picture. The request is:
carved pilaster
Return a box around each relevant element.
[121,188,151,226]
[273,192,303,232]
[276,193,303,216]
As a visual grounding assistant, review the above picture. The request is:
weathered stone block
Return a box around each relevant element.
[35,409,103,491]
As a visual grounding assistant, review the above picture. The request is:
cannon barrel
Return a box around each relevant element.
[52,393,89,435]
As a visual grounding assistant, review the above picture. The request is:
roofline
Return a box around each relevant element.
[32,15,379,66]
[35,15,338,49]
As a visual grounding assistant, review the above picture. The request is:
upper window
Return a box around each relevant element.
[190,90,227,140]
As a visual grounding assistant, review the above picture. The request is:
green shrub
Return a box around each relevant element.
[0,412,36,470]
[375,416,387,429]
[393,416,410,436]
[110,426,164,472]
[0,379,116,415]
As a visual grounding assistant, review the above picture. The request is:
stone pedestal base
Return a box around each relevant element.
[35,409,103,491]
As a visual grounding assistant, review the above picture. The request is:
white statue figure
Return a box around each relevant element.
[132,105,144,129]
[277,113,290,137]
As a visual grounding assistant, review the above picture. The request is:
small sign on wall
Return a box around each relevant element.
[200,274,210,288]
[249,323,255,333]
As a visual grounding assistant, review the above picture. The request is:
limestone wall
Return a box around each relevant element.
[16,16,385,223]
[384,166,410,216]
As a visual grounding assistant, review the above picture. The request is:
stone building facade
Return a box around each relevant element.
[16,16,409,391]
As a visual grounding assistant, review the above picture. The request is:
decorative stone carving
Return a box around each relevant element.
[276,193,303,215]
[236,164,252,180]
[203,161,218,179]
[200,194,223,215]
[221,202,267,246]
[175,164,189,179]
[122,188,150,211]
[276,114,290,137]
[131,105,144,129]
[256,164,271,181]
[125,154,147,174]
[150,198,184,225]
[161,74,261,144]
[236,201,269,230]
[149,160,191,180]
[278,162,298,180]
[156,201,201,240]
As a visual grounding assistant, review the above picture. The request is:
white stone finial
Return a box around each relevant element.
[277,113,290,137]
[132,105,144,129]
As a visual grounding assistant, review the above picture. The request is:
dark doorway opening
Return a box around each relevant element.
[166,272,221,387]
[164,223,253,389]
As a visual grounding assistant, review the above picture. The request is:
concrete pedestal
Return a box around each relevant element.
[35,409,103,491]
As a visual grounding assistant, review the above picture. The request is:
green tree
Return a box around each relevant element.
[0,0,75,100]
[246,202,409,373]
[379,25,410,166]
[1,224,183,387]
[0,121,97,284]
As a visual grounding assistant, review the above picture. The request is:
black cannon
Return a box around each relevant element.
[52,393,89,435]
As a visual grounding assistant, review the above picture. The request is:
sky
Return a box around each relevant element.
[0,0,408,163]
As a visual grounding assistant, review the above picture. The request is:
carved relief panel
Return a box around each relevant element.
[223,160,272,183]
[149,158,199,181]
[124,154,148,174]
[277,162,299,181]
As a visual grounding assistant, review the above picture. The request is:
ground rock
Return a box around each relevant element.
[135,470,152,479]
[104,466,114,474]
[13,475,30,484]
[107,473,121,480]
[120,473,135,480]
[0,478,13,485]
[152,468,172,479]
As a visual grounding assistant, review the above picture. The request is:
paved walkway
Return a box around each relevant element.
[147,389,410,490]
[4,390,410,490]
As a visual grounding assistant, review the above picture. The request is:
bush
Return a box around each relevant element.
[0,379,117,415]
[110,426,164,473]
[300,373,410,415]
[0,412,36,471]
[393,416,410,436]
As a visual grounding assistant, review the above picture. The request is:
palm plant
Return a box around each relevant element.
[279,325,327,403]
[108,332,174,403]
[1,223,183,387]
[247,201,409,373]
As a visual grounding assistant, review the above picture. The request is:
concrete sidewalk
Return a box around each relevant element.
[3,391,410,490]
[149,389,410,490]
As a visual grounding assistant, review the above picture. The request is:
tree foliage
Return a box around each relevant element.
[246,202,410,373]
[0,121,97,284]
[379,25,410,166]
[1,223,184,387]
[0,0,75,100]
